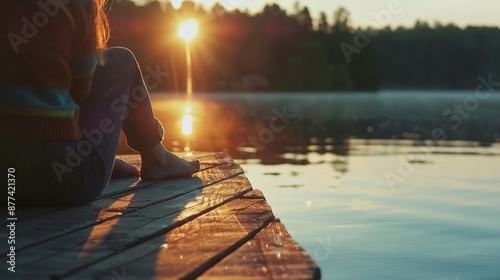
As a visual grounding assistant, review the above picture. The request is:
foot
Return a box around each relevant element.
[112,158,140,178]
[140,144,200,180]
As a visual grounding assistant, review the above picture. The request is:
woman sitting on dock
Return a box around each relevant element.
[0,0,200,206]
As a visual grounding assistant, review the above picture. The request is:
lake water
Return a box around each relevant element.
[238,143,500,280]
[141,91,500,279]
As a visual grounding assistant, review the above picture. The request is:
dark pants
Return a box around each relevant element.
[1,47,163,206]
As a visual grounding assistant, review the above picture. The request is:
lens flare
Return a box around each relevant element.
[178,19,199,41]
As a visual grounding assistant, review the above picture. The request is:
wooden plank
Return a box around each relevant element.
[1,207,59,225]
[8,176,255,278]
[197,191,275,280]
[60,198,274,279]
[258,221,320,279]
[200,240,272,280]
[242,189,266,199]
[101,152,233,198]
[0,152,232,225]
[0,152,322,280]
[98,177,148,198]
[0,177,147,226]
[12,162,243,251]
[99,155,238,200]
[116,152,233,170]
[3,162,243,253]
[200,219,321,280]
[125,200,274,280]
[15,175,252,263]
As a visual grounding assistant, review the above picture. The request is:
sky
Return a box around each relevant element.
[133,0,500,28]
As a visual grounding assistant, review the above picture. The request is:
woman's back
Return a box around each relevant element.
[1,0,97,140]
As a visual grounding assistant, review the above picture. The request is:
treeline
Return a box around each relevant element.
[107,0,500,92]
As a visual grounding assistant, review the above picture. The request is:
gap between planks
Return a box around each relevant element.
[0,152,321,280]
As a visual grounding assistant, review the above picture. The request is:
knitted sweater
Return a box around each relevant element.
[0,0,97,140]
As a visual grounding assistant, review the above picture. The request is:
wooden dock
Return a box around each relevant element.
[1,152,320,279]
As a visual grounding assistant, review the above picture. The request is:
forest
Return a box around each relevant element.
[107,0,500,92]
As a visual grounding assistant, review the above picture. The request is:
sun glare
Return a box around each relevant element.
[178,19,199,41]
[182,105,194,135]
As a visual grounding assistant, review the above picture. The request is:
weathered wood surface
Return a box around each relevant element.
[0,152,320,279]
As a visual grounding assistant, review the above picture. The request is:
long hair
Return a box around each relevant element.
[92,0,110,57]
[74,0,110,65]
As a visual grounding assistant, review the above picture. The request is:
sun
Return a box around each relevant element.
[178,19,199,41]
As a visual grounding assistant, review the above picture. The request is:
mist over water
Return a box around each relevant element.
[117,91,500,156]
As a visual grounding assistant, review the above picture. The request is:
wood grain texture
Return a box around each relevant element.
[92,199,274,280]
[7,176,254,278]
[2,161,242,253]
[200,220,321,280]
[0,153,321,280]
[0,153,231,224]
[65,198,274,279]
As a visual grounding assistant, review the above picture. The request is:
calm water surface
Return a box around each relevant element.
[238,143,500,280]
[146,91,500,279]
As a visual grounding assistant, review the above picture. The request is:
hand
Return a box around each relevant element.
[112,158,140,178]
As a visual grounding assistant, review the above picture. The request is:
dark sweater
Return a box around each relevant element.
[0,0,97,140]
